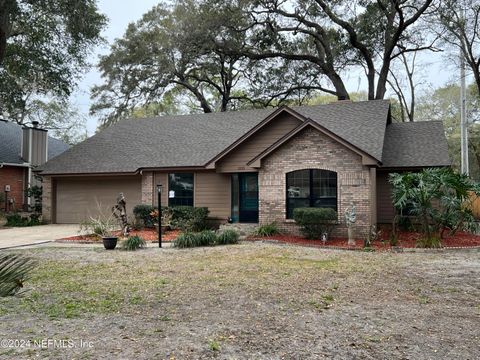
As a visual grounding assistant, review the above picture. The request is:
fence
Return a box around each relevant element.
[470,192,480,219]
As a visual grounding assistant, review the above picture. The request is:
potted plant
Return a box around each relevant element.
[80,215,119,250]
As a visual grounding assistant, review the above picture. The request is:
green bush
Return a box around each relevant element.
[254,222,280,237]
[216,229,239,245]
[416,236,442,248]
[133,205,156,228]
[170,206,209,232]
[173,230,216,248]
[5,213,40,227]
[121,235,146,251]
[293,207,337,239]
[390,168,480,242]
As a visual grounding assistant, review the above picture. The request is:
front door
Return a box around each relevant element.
[239,173,259,223]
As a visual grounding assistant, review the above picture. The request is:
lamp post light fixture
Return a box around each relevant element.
[156,184,163,248]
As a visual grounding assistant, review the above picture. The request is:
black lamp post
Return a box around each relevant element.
[157,184,163,248]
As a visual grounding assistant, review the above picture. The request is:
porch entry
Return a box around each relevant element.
[231,173,259,223]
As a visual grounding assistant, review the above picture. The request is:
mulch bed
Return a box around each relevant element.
[247,230,480,251]
[59,229,180,243]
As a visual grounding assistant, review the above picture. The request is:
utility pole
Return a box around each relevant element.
[460,43,469,175]
[460,2,469,176]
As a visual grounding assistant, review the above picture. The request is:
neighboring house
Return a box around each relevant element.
[37,100,450,236]
[0,119,69,211]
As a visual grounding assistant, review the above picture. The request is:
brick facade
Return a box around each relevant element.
[258,127,373,238]
[141,171,154,205]
[0,165,25,211]
[41,176,53,222]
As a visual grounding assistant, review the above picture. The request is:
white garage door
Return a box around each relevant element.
[55,176,142,224]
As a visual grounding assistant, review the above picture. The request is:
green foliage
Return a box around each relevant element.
[293,207,338,239]
[415,83,480,181]
[389,168,480,245]
[121,236,146,251]
[173,229,239,248]
[170,206,209,232]
[5,213,40,227]
[254,222,281,237]
[133,205,157,228]
[173,230,216,248]
[0,253,36,297]
[25,185,42,213]
[416,236,442,249]
[22,99,88,145]
[216,230,240,245]
[0,0,107,119]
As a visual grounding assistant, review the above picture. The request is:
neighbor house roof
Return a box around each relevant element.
[37,100,450,175]
[0,120,70,165]
[381,121,451,168]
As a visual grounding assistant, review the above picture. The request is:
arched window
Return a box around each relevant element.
[286,169,337,219]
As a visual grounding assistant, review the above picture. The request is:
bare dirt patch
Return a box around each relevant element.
[0,243,478,359]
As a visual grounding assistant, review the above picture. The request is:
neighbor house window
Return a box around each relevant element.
[286,169,337,219]
[168,173,194,206]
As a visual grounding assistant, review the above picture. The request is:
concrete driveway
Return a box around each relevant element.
[0,224,80,249]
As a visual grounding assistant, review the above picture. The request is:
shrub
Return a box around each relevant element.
[121,235,146,251]
[416,236,442,248]
[390,168,480,243]
[5,213,40,227]
[293,207,337,239]
[173,230,216,248]
[216,229,239,245]
[170,206,209,232]
[0,253,36,297]
[25,185,42,213]
[133,205,156,228]
[254,222,280,236]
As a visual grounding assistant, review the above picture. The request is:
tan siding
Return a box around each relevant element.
[55,176,141,223]
[154,171,230,219]
[195,172,231,219]
[216,113,302,173]
[377,171,395,223]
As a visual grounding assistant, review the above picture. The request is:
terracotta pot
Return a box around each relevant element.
[102,237,118,250]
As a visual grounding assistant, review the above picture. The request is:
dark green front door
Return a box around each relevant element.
[239,173,258,223]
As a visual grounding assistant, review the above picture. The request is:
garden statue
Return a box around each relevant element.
[112,193,129,236]
[344,203,356,246]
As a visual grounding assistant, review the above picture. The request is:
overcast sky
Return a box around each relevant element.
[75,1,466,135]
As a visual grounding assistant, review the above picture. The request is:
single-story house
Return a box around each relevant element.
[37,100,450,236]
[0,119,69,211]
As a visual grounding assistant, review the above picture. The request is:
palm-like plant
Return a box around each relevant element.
[390,168,480,245]
[0,254,36,297]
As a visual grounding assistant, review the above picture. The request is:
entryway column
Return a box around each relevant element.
[141,171,154,205]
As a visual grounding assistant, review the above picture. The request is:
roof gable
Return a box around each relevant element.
[205,106,308,168]
[247,119,379,167]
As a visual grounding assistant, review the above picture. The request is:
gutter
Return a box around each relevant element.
[0,162,31,168]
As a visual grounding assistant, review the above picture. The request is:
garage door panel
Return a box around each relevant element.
[55,176,142,224]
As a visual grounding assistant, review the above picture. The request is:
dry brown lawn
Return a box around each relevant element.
[0,243,479,359]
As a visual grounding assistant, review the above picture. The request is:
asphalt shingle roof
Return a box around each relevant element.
[382,121,451,168]
[37,100,450,175]
[0,120,70,164]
